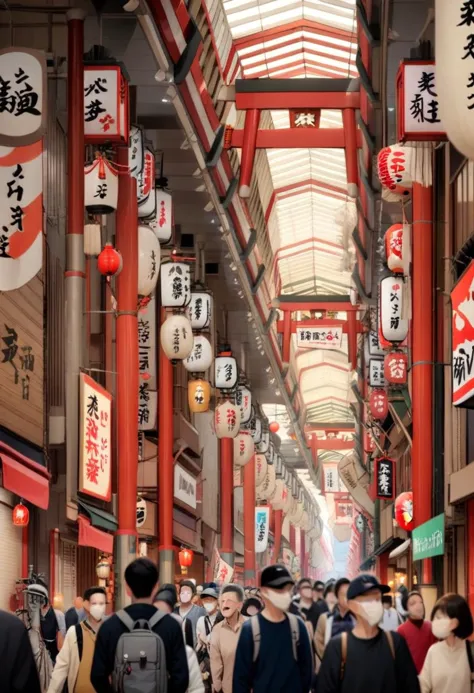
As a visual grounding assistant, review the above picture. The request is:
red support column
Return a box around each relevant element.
[220,438,235,567]
[342,108,359,199]
[115,148,139,606]
[377,552,389,585]
[273,509,283,562]
[412,181,433,584]
[282,310,292,365]
[158,307,175,584]
[290,523,296,555]
[239,109,260,198]
[347,309,357,371]
[243,456,256,584]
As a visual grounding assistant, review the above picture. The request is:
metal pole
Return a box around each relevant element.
[220,438,234,568]
[273,509,283,562]
[243,455,256,584]
[347,309,358,371]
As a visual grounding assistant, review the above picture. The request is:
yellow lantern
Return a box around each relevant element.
[188,379,211,413]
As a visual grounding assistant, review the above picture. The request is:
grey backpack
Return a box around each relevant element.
[250,612,300,662]
[113,609,168,693]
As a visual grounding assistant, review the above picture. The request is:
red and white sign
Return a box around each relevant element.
[149,190,173,244]
[79,374,112,501]
[214,548,234,585]
[369,389,389,420]
[377,144,413,201]
[137,147,156,219]
[396,61,445,142]
[84,66,129,143]
[380,276,409,344]
[452,260,474,405]
[289,109,321,128]
[296,325,343,350]
[335,499,353,524]
[384,352,408,385]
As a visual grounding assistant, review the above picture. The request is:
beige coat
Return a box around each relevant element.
[47,625,81,693]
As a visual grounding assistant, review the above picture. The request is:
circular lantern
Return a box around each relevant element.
[161,261,191,308]
[137,147,156,219]
[379,276,409,344]
[183,335,213,373]
[160,313,194,362]
[255,454,268,486]
[233,431,255,467]
[384,351,408,385]
[188,292,212,331]
[96,556,111,580]
[188,379,211,413]
[369,389,389,421]
[283,490,295,515]
[377,145,413,202]
[269,421,280,433]
[215,355,238,391]
[97,243,121,277]
[235,385,252,424]
[385,223,411,275]
[148,190,173,244]
[129,125,144,180]
[214,399,241,439]
[257,464,276,501]
[84,154,118,215]
[138,225,161,297]
[395,491,414,532]
[178,547,194,575]
[12,502,29,527]
[288,501,305,526]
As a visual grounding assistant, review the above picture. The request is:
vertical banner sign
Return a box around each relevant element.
[369,359,386,387]
[138,383,157,431]
[396,61,445,141]
[374,457,395,500]
[84,66,129,143]
[255,506,270,553]
[335,500,353,524]
[451,260,474,406]
[214,548,234,585]
[79,374,112,501]
[296,325,343,350]
[323,463,345,494]
[138,294,156,389]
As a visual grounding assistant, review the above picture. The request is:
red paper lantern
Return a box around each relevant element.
[269,422,280,433]
[369,389,388,420]
[97,243,121,277]
[178,547,194,575]
[395,491,414,531]
[12,502,29,527]
[384,352,408,385]
[385,223,410,275]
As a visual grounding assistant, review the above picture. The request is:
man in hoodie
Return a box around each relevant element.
[176,580,206,647]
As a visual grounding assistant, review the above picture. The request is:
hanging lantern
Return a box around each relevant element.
[379,276,409,344]
[137,146,156,218]
[257,428,270,454]
[97,243,122,277]
[250,413,263,444]
[394,491,414,532]
[368,359,385,388]
[385,223,411,275]
[266,441,275,466]
[255,454,268,486]
[84,154,118,214]
[129,125,144,179]
[188,292,212,330]
[271,480,288,510]
[384,352,408,385]
[215,355,238,390]
[363,429,376,453]
[282,488,295,515]
[188,379,211,413]
[160,313,194,362]
[138,225,161,297]
[269,421,280,433]
[257,465,277,501]
[96,556,111,580]
[369,389,389,421]
[235,385,252,424]
[160,261,191,308]
[377,145,413,201]
[233,431,255,467]
[148,190,173,244]
[178,547,194,575]
[12,502,29,527]
[214,399,241,439]
[84,223,102,257]
[183,335,213,373]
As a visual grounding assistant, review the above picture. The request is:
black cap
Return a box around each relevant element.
[154,583,177,610]
[260,564,295,589]
[347,574,390,600]
[313,580,324,591]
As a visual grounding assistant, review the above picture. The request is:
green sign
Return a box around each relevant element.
[412,513,445,561]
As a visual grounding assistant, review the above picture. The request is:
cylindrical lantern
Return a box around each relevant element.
[96,557,111,580]
[84,223,101,257]
[188,292,212,330]
[214,399,241,439]
[385,223,411,275]
[256,464,276,501]
[257,428,270,454]
[178,547,194,575]
[183,335,213,373]
[255,454,268,486]
[379,276,409,343]
[160,313,194,362]
[188,379,211,413]
[369,389,389,421]
[271,480,288,510]
[97,243,122,277]
[377,145,412,201]
[84,154,118,214]
[160,261,191,308]
[233,431,255,467]
[250,413,263,444]
[137,146,156,218]
[215,355,238,391]
[394,491,414,532]
[12,502,29,526]
[148,190,173,244]
[235,385,252,424]
[129,125,144,179]
[269,421,280,433]
[384,351,408,385]
[138,225,161,296]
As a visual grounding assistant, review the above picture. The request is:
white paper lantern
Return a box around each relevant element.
[257,428,270,454]
[148,190,173,244]
[271,480,288,510]
[250,414,263,444]
[235,386,252,424]
[283,491,295,516]
[379,276,409,343]
[129,125,144,179]
[183,335,213,373]
[189,292,212,330]
[300,511,310,532]
[215,355,238,390]
[233,431,255,467]
[257,465,276,501]
[287,500,305,526]
[266,441,275,466]
[377,145,413,202]
[85,155,118,214]
[160,313,194,361]
[255,454,268,486]
[138,225,161,297]
[307,516,324,541]
[161,261,191,308]
[137,146,156,218]
[215,400,241,439]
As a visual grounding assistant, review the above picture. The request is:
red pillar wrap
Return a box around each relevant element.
[343,108,359,198]
[239,109,260,198]
[220,438,234,556]
[290,524,296,555]
[282,310,292,364]
[243,456,256,583]
[159,308,174,551]
[348,310,357,371]
[273,509,283,561]
[377,552,389,585]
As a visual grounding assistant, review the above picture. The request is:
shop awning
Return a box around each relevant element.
[359,537,405,570]
[77,500,118,532]
[78,515,114,554]
[389,538,411,559]
[1,449,50,510]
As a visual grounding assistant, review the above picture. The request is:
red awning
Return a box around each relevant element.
[1,452,50,510]
[78,515,113,554]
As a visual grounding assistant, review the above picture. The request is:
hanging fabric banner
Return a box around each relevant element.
[214,548,234,584]
[255,506,270,553]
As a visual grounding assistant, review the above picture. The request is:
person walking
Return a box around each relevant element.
[419,593,474,693]
[381,595,403,632]
[241,595,263,618]
[196,586,220,648]
[315,577,354,662]
[317,574,420,693]
[313,581,325,605]
[232,565,313,693]
[210,584,245,693]
[397,591,436,673]
[297,578,320,631]
[65,597,86,631]
[176,580,206,647]
[1,609,41,693]
[90,558,189,693]
[37,585,64,666]
[47,586,108,693]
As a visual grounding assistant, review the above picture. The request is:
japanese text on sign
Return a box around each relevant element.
[79,374,112,501]
[1,324,35,400]
[296,325,343,351]
[139,382,157,431]
[375,457,395,500]
[451,260,474,405]
[138,295,156,389]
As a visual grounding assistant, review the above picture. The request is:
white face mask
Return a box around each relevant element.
[180,591,192,604]
[432,617,452,640]
[89,604,106,621]
[204,602,216,614]
[359,600,384,626]
[264,589,292,612]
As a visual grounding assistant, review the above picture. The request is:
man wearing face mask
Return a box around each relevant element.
[210,584,245,693]
[196,587,220,648]
[47,587,107,693]
[297,578,320,631]
[397,591,436,673]
[232,565,313,693]
[176,580,206,648]
[317,574,419,693]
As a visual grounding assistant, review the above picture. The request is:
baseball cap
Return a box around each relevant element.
[201,586,219,599]
[260,564,295,589]
[154,583,177,610]
[313,580,324,591]
[347,574,390,600]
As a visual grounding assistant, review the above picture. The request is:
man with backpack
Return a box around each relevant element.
[232,565,313,693]
[317,574,420,693]
[90,558,189,693]
[314,578,354,663]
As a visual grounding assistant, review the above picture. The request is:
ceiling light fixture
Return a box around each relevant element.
[161,98,170,103]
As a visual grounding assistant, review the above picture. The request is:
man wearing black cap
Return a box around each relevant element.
[317,574,420,693]
[233,565,313,693]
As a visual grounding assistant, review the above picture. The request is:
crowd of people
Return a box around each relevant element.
[2,558,474,693]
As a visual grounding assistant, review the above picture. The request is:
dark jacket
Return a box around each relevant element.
[65,606,86,631]
[0,610,41,693]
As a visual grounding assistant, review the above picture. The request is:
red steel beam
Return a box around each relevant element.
[282,310,292,364]
[229,128,362,149]
[235,91,360,111]
[343,108,359,198]
[310,440,354,451]
[240,35,356,63]
[275,301,359,311]
[347,310,358,370]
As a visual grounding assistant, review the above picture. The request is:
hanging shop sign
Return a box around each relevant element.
[215,355,238,390]
[369,358,386,388]
[138,225,160,297]
[296,325,343,351]
[138,382,157,431]
[138,293,156,389]
[377,144,413,201]
[384,351,408,385]
[137,147,156,219]
[249,412,263,444]
[380,276,409,343]
[335,500,353,524]
[395,491,414,532]
[257,428,270,454]
[374,456,395,500]
[214,399,241,439]
[79,374,112,501]
[0,141,43,291]
[160,261,191,308]
[369,389,389,420]
[451,260,474,406]
[149,190,173,244]
[188,378,211,413]
[412,513,445,561]
[160,313,194,362]
[84,154,118,215]
[436,2,474,161]
[235,385,252,424]
[255,454,268,486]
[255,506,270,553]
[188,292,212,331]
[136,497,147,529]
[233,431,255,467]
[367,330,384,358]
[323,463,346,494]
[129,124,144,179]
[183,335,213,373]
[84,65,129,143]
[138,431,144,461]
[396,61,445,141]
[338,453,375,518]
[174,463,197,509]
[363,428,376,453]
[289,109,321,128]
[0,48,47,146]
[385,223,411,275]
[214,548,234,585]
